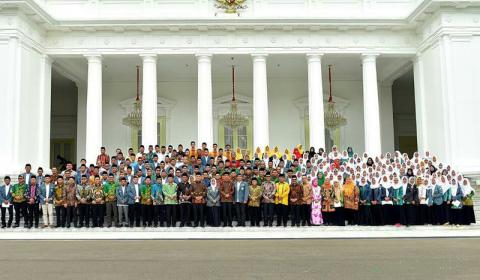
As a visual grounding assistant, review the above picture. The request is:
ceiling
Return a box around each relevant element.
[53,53,412,88]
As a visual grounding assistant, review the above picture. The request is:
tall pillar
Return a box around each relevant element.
[76,84,87,166]
[140,54,158,147]
[252,54,269,150]
[306,54,325,150]
[37,55,53,169]
[0,35,20,174]
[412,56,427,154]
[362,54,382,156]
[196,54,213,147]
[84,55,103,165]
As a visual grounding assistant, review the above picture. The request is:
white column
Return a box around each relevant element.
[196,54,213,147]
[84,55,103,165]
[252,54,270,150]
[306,54,325,150]
[412,56,427,154]
[140,54,158,147]
[379,83,395,153]
[37,55,53,169]
[0,35,20,174]
[76,84,87,166]
[362,54,382,156]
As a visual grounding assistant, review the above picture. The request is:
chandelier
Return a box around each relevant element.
[122,65,142,129]
[221,61,248,129]
[324,65,347,130]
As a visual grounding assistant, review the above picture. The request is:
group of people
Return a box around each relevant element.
[0,142,476,229]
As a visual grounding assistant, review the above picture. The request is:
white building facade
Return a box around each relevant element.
[0,0,480,175]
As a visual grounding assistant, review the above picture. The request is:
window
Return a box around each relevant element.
[218,118,252,152]
[131,116,166,149]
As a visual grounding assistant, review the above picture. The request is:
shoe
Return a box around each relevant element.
[1,225,5,229]
[13,224,19,228]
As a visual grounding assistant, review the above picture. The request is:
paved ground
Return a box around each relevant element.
[0,238,478,280]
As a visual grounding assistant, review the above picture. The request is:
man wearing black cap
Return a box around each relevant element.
[261,172,276,227]
[104,173,119,227]
[25,175,40,228]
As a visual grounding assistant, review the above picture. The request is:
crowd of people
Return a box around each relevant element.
[0,141,476,229]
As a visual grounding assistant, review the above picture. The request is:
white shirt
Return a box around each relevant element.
[134,184,139,197]
[5,184,10,196]
[45,184,50,199]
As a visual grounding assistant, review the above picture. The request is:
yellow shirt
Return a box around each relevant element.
[275,182,290,205]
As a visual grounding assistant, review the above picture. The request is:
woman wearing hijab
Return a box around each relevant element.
[403,177,418,226]
[206,178,221,227]
[391,177,406,226]
[333,180,345,226]
[357,177,372,226]
[417,177,428,225]
[308,147,316,160]
[425,178,435,225]
[310,178,323,225]
[449,178,463,226]
[343,176,359,225]
[301,175,313,226]
[321,179,335,225]
[432,177,444,225]
[461,178,476,225]
[440,176,451,225]
[380,176,393,225]
[370,177,383,225]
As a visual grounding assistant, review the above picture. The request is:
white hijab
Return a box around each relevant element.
[461,179,474,196]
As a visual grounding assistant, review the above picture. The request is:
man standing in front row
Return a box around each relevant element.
[39,175,55,228]
[116,177,130,227]
[25,175,40,228]
[104,174,119,228]
[275,174,290,227]
[12,175,27,228]
[0,176,13,228]
[234,174,249,227]
[76,175,91,228]
[128,176,142,227]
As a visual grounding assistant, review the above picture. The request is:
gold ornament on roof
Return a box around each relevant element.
[215,0,247,15]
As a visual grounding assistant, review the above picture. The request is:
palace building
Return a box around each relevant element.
[0,0,479,175]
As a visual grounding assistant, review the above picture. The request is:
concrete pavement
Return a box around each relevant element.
[0,238,479,280]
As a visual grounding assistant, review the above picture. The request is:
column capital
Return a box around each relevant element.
[251,53,268,61]
[42,54,54,65]
[83,54,102,63]
[361,53,379,63]
[195,53,212,62]
[139,53,158,62]
[306,53,324,62]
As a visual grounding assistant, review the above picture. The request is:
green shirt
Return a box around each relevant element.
[12,184,26,203]
[103,182,118,202]
[392,187,404,206]
[140,184,153,205]
[162,183,178,205]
